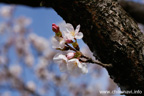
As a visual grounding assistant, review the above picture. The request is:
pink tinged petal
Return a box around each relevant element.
[75,32,83,39]
[64,33,73,43]
[67,52,75,59]
[75,24,80,34]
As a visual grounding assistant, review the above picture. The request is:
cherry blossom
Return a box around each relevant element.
[9,64,22,77]
[52,23,111,76]
[24,54,34,67]
[16,16,31,26]
[53,54,68,72]
[67,59,88,75]
[52,36,65,49]
[0,6,14,18]
[0,5,119,96]
[53,53,88,75]
[67,52,75,59]
[52,23,89,75]
[0,56,7,64]
[29,33,49,52]
[64,23,83,40]
[0,23,7,34]
[26,81,36,91]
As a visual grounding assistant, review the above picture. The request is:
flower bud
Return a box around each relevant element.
[67,52,75,59]
[52,23,59,33]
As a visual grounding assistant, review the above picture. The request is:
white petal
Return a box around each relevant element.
[65,23,74,32]
[76,60,83,68]
[75,24,80,34]
[81,63,88,74]
[67,59,77,71]
[51,37,59,48]
[53,54,67,63]
[59,39,66,49]
[75,32,83,39]
[51,36,65,49]
[65,33,74,40]
[81,67,88,74]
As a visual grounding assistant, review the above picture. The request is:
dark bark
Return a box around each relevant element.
[0,0,144,95]
[119,0,144,24]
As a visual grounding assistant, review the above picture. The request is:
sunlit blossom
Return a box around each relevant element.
[53,54,68,72]
[64,23,83,40]
[52,36,65,49]
[67,59,88,75]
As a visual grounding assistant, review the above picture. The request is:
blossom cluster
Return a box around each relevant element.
[0,5,117,96]
[52,23,89,75]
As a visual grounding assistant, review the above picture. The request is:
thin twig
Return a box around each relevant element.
[65,43,112,68]
[81,55,112,68]
[65,43,77,51]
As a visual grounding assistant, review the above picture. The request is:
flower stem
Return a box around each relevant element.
[81,55,112,68]
[65,43,112,68]
[65,43,77,51]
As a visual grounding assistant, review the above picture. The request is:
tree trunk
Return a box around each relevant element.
[119,0,144,24]
[0,0,144,95]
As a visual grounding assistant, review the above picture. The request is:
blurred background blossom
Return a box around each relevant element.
[0,0,144,96]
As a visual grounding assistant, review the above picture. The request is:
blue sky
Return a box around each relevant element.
[15,6,63,38]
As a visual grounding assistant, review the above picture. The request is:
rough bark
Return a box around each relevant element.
[0,0,144,95]
[119,0,144,24]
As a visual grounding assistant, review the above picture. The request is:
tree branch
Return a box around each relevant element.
[0,0,42,7]
[0,0,144,95]
[1,0,144,25]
